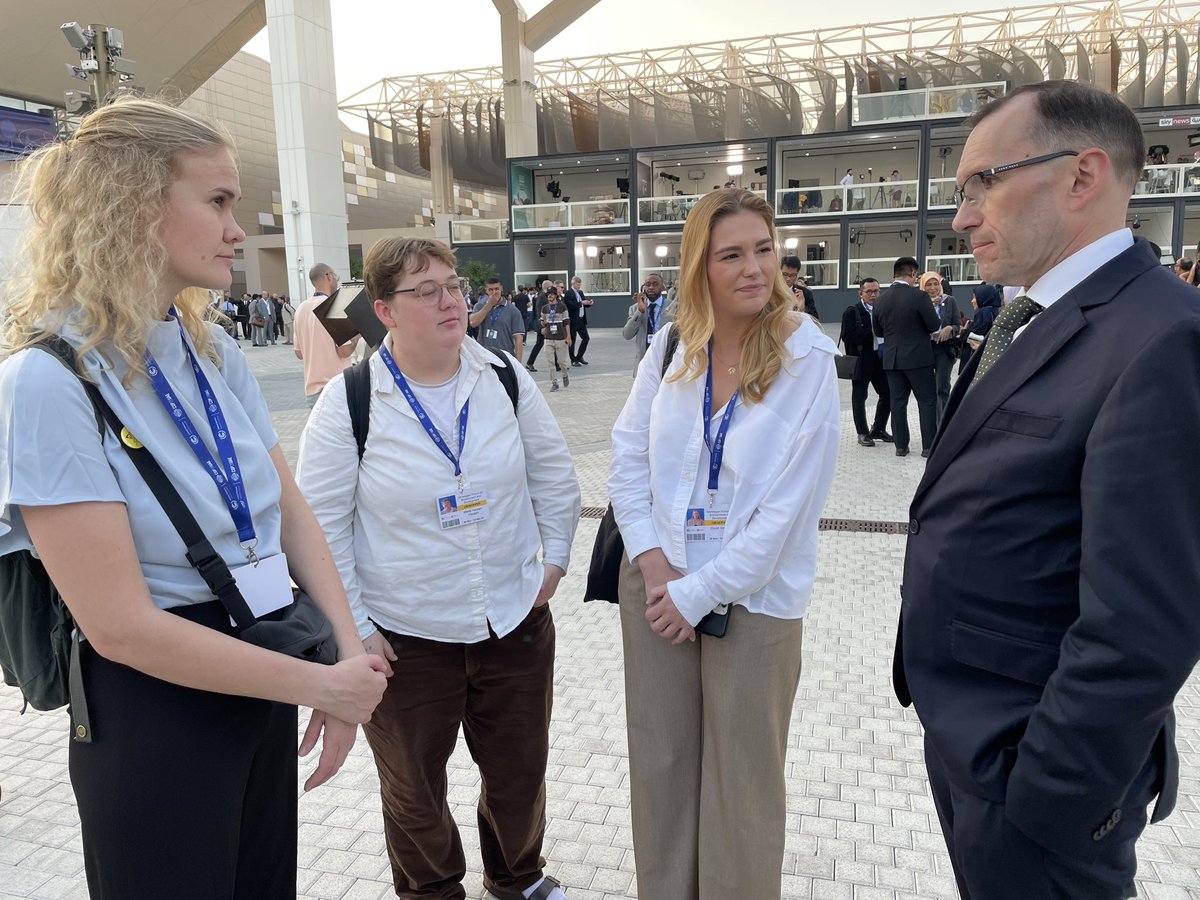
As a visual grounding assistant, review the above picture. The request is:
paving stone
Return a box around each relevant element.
[2,329,1198,899]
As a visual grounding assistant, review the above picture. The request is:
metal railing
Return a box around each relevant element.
[449,218,510,243]
[776,180,920,217]
[926,254,979,284]
[574,267,632,295]
[638,190,767,225]
[513,270,568,289]
[511,199,630,232]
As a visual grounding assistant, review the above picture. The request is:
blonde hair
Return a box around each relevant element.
[668,189,793,404]
[3,96,236,380]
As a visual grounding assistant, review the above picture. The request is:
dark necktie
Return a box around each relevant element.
[647,301,658,336]
[973,295,1044,382]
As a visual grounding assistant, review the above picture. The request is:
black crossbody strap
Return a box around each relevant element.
[80,381,258,630]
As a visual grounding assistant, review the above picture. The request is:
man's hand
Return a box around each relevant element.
[362,630,397,677]
[645,585,696,644]
[635,292,647,313]
[534,563,565,607]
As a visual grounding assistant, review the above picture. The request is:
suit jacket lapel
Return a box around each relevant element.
[913,239,1158,506]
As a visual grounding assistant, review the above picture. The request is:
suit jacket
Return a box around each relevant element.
[567,287,588,325]
[622,297,673,363]
[872,282,939,369]
[932,295,961,357]
[893,239,1200,861]
[838,301,880,381]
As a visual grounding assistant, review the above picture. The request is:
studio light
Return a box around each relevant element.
[726,164,743,176]
[784,237,799,250]
[655,245,669,258]
[586,245,598,258]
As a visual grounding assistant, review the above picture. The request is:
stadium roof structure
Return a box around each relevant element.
[340,0,1200,188]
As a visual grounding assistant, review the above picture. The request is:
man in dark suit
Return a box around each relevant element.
[893,81,1200,900]
[565,276,592,366]
[872,255,939,457]
[838,277,891,446]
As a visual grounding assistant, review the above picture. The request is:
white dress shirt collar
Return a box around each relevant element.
[1022,228,1134,311]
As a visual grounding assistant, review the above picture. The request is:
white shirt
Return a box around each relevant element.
[297,335,581,643]
[840,173,854,186]
[1013,228,1134,343]
[609,321,841,626]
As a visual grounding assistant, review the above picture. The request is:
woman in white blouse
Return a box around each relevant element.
[609,188,841,898]
[297,237,580,900]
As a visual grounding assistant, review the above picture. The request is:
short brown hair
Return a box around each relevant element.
[970,81,1144,187]
[363,238,457,302]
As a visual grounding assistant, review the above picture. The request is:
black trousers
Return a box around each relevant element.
[851,359,890,436]
[925,736,1144,900]
[526,331,545,366]
[934,348,957,425]
[69,601,298,900]
[570,322,590,362]
[885,366,937,452]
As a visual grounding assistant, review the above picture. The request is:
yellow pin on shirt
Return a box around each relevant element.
[120,427,143,449]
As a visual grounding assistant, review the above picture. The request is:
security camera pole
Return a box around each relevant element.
[60,22,137,117]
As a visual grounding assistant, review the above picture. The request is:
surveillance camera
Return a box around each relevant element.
[105,28,125,51]
[110,56,137,77]
[65,63,89,81]
[61,22,91,51]
[64,90,93,114]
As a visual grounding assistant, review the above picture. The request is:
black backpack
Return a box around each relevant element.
[0,338,98,740]
[344,349,520,460]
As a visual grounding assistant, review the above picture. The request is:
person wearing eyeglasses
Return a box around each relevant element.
[894,80,1200,900]
[297,237,580,900]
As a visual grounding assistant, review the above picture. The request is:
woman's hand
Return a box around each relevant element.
[362,630,397,677]
[635,548,682,596]
[937,325,954,342]
[298,711,358,791]
[315,654,389,724]
[534,564,566,607]
[645,584,696,644]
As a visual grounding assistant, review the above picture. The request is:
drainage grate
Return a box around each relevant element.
[818,517,909,535]
[581,506,907,535]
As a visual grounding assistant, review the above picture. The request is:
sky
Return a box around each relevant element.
[241,0,1015,103]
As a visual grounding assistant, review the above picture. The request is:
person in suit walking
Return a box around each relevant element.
[622,273,672,369]
[871,256,939,457]
[838,277,892,446]
[565,276,592,365]
[893,80,1200,900]
[920,271,961,425]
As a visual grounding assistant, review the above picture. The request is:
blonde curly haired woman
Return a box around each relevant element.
[608,189,841,898]
[0,97,387,899]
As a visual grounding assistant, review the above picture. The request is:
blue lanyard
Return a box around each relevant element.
[487,303,503,327]
[703,343,738,504]
[378,345,469,487]
[144,311,256,554]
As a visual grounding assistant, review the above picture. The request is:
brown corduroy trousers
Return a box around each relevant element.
[364,604,555,900]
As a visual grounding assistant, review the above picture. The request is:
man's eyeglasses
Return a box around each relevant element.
[387,280,465,304]
[954,150,1079,208]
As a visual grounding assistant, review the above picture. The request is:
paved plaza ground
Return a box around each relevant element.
[1,326,1198,900]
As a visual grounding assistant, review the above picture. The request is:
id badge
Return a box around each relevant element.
[436,489,490,530]
[684,507,727,543]
[485,328,499,340]
[229,552,294,626]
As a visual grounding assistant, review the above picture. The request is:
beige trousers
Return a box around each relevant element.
[618,554,805,900]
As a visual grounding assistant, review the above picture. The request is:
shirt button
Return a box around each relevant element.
[909,518,920,535]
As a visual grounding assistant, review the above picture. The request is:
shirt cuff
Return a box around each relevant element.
[541,539,571,574]
[667,571,716,627]
[620,517,661,563]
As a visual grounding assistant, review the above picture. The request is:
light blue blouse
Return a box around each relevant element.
[0,318,281,610]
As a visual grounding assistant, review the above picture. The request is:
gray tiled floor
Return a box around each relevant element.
[1,327,1198,899]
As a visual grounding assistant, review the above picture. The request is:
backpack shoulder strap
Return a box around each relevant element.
[660,324,681,379]
[487,349,519,415]
[344,359,372,461]
[31,337,103,436]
